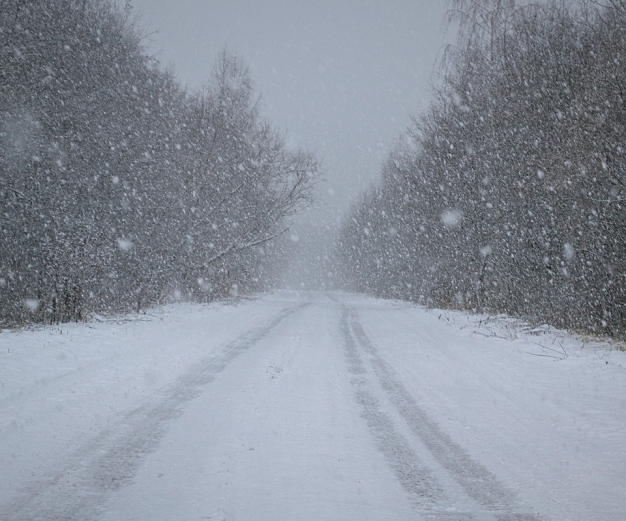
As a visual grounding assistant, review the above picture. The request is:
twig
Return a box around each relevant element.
[532,341,568,358]
[526,351,561,359]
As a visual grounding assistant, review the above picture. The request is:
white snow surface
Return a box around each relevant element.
[0,291,624,520]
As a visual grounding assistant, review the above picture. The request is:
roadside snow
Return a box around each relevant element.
[0,297,291,509]
[346,294,626,521]
[1,291,625,520]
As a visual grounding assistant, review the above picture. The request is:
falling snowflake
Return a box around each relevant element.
[441,209,463,229]
[116,238,133,251]
[23,299,40,312]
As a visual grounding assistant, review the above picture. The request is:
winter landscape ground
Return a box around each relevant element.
[1,290,624,521]
[3,1,626,519]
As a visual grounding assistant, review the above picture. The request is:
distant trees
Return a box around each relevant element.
[0,0,318,326]
[337,0,626,336]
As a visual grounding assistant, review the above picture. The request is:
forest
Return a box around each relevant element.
[0,0,319,326]
[3,0,626,338]
[337,0,626,337]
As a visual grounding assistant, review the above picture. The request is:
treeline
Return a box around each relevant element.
[337,0,626,336]
[0,0,318,326]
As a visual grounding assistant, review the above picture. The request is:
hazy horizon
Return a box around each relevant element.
[129,0,452,286]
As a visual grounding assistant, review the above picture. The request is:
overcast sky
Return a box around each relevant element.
[131,0,450,214]
[129,0,451,284]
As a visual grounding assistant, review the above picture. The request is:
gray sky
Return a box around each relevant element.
[129,0,451,284]
[131,0,449,214]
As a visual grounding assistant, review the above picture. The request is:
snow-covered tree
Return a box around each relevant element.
[338,0,626,336]
[0,1,319,326]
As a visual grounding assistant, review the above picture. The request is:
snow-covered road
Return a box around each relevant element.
[1,291,625,520]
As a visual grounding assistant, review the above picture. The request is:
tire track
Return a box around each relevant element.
[1,303,306,521]
[340,307,444,508]
[345,305,541,521]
